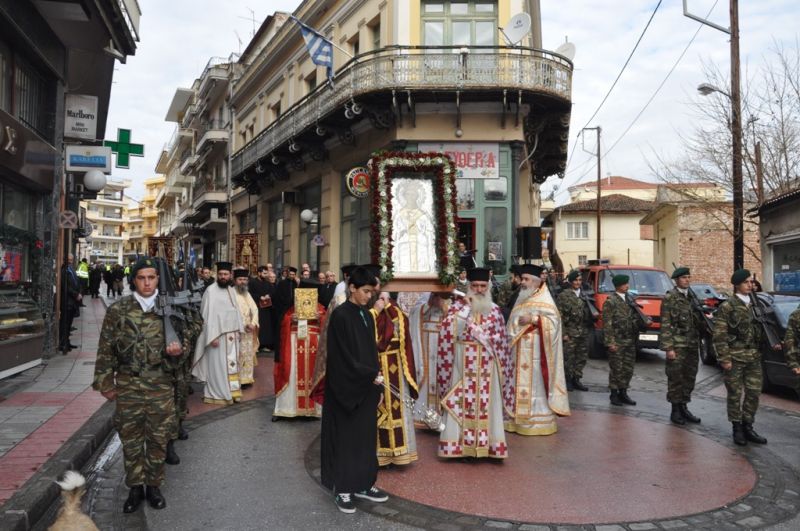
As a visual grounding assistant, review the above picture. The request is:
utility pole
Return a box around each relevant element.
[729,0,744,270]
[582,126,602,260]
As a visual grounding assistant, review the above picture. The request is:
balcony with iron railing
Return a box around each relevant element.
[196,119,229,156]
[232,45,573,181]
[192,176,228,210]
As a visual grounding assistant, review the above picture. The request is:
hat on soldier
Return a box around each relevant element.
[567,269,581,282]
[466,267,491,282]
[671,266,690,279]
[216,261,233,272]
[518,264,543,277]
[130,256,157,278]
[730,268,751,285]
[612,274,629,287]
[233,268,249,278]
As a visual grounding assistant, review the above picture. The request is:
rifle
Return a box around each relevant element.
[152,245,183,349]
[625,292,653,330]
[579,288,600,321]
[686,287,716,337]
[749,293,783,348]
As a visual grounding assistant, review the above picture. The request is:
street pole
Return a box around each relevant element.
[581,126,602,260]
[729,0,744,270]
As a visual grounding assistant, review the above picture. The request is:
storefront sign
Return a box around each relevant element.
[0,109,57,191]
[65,146,112,173]
[64,94,99,140]
[418,142,499,179]
[345,166,370,198]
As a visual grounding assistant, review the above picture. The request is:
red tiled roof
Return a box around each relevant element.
[555,193,655,213]
[568,176,657,191]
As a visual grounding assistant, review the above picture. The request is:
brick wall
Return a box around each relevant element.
[676,204,761,290]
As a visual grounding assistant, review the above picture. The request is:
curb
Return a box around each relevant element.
[0,402,115,531]
[0,295,115,531]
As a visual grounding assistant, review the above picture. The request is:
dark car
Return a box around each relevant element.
[759,293,800,396]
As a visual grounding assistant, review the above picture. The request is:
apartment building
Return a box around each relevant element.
[82,179,131,265]
[125,175,164,258]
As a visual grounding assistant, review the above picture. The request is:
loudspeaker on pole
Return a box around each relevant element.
[516,226,542,260]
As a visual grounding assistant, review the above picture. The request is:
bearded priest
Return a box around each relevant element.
[273,281,326,420]
[505,264,570,435]
[233,268,260,388]
[437,267,512,459]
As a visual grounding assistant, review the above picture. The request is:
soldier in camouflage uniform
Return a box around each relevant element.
[784,307,800,383]
[712,268,768,446]
[499,264,522,321]
[92,257,183,513]
[602,274,639,406]
[557,270,591,391]
[660,267,704,425]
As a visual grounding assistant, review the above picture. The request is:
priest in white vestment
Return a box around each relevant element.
[409,292,449,426]
[233,268,260,387]
[505,264,570,435]
[192,262,245,405]
[437,268,513,459]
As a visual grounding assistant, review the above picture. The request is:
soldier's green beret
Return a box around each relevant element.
[671,266,690,279]
[730,268,751,285]
[612,274,629,287]
[567,270,581,282]
[130,257,158,277]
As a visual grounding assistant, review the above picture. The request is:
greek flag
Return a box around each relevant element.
[291,16,334,81]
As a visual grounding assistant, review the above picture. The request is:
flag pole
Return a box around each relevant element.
[290,15,354,59]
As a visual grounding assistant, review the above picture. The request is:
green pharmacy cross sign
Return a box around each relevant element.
[103,128,144,169]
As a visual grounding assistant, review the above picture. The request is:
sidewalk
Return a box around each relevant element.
[0,289,127,529]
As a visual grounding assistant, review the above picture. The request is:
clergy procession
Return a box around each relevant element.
[91,250,782,517]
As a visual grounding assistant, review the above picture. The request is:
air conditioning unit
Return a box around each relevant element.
[282,190,303,205]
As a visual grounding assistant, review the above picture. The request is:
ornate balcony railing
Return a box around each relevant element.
[232,45,572,177]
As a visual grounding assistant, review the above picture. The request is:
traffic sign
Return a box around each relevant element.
[59,210,78,229]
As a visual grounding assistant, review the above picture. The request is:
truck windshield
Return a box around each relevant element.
[598,269,672,296]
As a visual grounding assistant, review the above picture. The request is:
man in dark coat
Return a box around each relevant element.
[272,266,298,362]
[318,266,388,514]
[249,265,276,351]
[59,254,82,353]
[89,262,103,298]
[318,270,337,308]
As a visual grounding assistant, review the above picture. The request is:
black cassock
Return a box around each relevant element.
[248,278,276,349]
[272,278,296,362]
[320,300,381,494]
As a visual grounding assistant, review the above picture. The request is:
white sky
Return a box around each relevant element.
[105,0,800,205]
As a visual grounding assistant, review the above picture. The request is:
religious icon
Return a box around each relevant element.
[391,178,436,277]
[294,288,319,320]
[235,234,259,275]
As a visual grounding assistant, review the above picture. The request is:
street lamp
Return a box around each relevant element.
[697,83,729,98]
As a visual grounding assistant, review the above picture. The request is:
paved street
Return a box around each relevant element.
[10,336,799,530]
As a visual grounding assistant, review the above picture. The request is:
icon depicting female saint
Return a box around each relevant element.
[392,179,436,276]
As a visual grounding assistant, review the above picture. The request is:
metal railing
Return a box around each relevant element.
[192,177,227,199]
[232,45,573,176]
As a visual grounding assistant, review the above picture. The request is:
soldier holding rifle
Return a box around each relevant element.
[556,269,594,391]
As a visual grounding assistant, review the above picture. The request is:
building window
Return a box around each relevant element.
[304,71,317,95]
[271,100,281,121]
[14,56,53,141]
[341,178,372,266]
[268,200,283,270]
[238,207,257,233]
[421,1,497,47]
[578,255,588,266]
[349,34,360,56]
[0,44,11,113]
[299,183,321,272]
[567,221,589,240]
[370,19,381,50]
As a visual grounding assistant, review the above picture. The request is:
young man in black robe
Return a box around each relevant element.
[272,266,298,362]
[248,265,276,351]
[319,266,389,513]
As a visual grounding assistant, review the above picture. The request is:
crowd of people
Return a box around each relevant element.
[88,252,800,516]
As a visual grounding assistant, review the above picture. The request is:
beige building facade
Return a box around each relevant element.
[224,0,571,276]
[81,179,132,265]
[125,176,165,258]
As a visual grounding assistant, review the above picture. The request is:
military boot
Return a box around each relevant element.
[742,423,767,444]
[123,485,145,513]
[566,377,574,392]
[619,389,637,406]
[165,440,180,465]
[670,404,686,425]
[731,422,747,446]
[145,486,166,509]
[572,377,589,392]
[609,389,623,406]
[680,403,701,423]
[177,423,189,440]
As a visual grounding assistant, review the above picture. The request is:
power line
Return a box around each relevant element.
[558,0,719,195]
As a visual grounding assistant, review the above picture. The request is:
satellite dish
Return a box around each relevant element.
[555,41,576,61]
[500,13,531,46]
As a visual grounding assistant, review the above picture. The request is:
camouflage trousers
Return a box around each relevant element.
[723,358,762,423]
[564,332,589,379]
[114,374,177,487]
[608,342,636,390]
[172,374,188,439]
[665,346,699,404]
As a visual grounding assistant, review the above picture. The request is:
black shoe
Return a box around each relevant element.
[145,486,166,509]
[70,327,77,332]
[670,404,686,425]
[680,403,701,423]
[271,416,280,422]
[334,493,356,514]
[572,377,588,392]
[619,389,637,406]
[354,486,389,502]
[68,343,79,349]
[742,423,767,444]
[732,421,747,446]
[165,440,180,465]
[610,389,623,406]
[566,377,574,391]
[123,486,145,513]
[178,425,189,440]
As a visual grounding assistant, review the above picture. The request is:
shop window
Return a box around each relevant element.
[456,179,475,211]
[340,177,372,266]
[268,199,284,270]
[483,207,507,274]
[483,177,507,201]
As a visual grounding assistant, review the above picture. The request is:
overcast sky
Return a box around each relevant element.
[105,0,800,205]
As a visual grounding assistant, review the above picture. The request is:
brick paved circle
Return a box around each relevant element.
[304,403,800,530]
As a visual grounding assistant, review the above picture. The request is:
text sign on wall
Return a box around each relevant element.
[64,94,98,140]
[418,142,499,179]
[65,146,112,173]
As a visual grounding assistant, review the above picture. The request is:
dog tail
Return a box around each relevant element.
[55,470,86,492]
[55,471,87,517]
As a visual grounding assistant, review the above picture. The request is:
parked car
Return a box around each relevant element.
[759,293,800,396]
[579,263,673,357]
